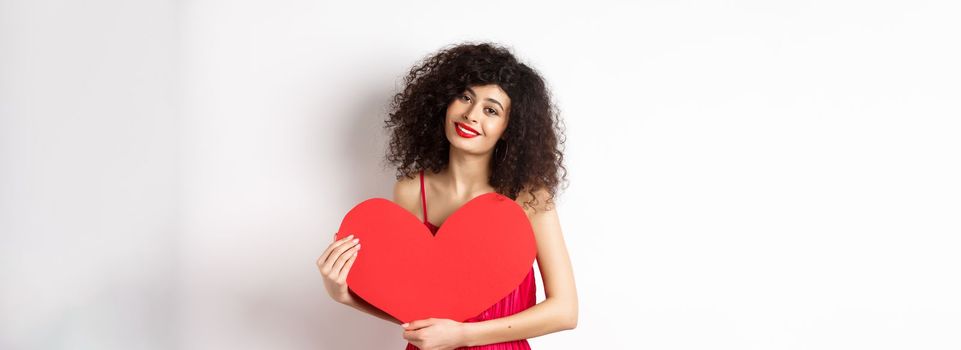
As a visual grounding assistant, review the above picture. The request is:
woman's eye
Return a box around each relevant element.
[486,107,498,115]
[461,94,471,102]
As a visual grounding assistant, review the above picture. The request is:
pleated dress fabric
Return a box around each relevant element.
[405,170,536,350]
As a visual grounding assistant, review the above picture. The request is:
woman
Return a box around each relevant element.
[318,42,577,350]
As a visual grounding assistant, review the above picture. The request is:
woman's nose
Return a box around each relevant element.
[463,104,484,122]
[461,111,476,123]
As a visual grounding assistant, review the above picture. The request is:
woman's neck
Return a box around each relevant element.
[441,147,494,198]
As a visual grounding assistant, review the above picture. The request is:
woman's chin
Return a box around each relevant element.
[448,140,491,156]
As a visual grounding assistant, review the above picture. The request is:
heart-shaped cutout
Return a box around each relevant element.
[335,192,537,323]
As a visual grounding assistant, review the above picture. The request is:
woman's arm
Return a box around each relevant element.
[463,191,578,346]
[344,289,404,325]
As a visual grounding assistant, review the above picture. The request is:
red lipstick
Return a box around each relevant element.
[454,122,481,138]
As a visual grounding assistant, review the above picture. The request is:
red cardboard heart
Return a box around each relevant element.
[335,192,537,323]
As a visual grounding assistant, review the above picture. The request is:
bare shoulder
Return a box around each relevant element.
[514,187,557,219]
[393,172,421,217]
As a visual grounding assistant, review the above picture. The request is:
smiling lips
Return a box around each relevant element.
[455,122,481,138]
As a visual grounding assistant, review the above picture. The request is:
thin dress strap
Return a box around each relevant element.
[419,169,428,224]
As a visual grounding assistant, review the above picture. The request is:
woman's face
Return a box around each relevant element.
[445,84,511,155]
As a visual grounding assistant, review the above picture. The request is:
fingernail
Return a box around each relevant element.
[401,323,409,327]
[352,238,359,243]
[347,234,354,239]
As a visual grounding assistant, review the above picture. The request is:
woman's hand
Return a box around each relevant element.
[317,233,361,304]
[401,318,469,350]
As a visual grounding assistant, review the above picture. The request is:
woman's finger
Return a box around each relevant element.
[327,240,360,277]
[319,234,357,270]
[319,234,350,266]
[404,318,433,330]
[337,247,359,283]
[334,243,360,273]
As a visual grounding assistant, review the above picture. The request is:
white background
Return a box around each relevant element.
[2,0,960,349]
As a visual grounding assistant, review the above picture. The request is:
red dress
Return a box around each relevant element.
[405,169,537,350]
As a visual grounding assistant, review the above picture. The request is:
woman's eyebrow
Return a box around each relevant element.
[466,87,506,111]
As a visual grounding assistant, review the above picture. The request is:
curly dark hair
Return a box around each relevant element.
[382,41,568,213]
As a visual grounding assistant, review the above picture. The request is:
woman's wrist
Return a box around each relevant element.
[460,321,479,347]
[339,295,357,308]
[344,290,403,324]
